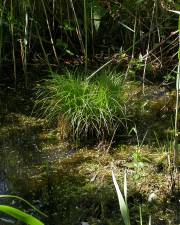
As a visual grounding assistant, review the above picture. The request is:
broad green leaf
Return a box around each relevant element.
[0,205,44,225]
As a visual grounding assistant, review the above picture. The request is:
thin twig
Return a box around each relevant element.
[86,59,113,80]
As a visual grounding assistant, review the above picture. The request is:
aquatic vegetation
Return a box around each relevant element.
[35,70,127,139]
[112,170,155,225]
[0,1,179,225]
[112,170,130,225]
[0,195,46,225]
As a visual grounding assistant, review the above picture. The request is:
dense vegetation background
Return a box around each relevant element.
[0,0,179,85]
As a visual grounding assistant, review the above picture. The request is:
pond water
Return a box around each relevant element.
[0,87,179,225]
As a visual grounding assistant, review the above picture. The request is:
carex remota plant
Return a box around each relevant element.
[34,70,127,140]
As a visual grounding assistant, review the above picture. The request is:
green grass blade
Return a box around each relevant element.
[124,170,128,204]
[169,10,180,15]
[0,195,47,217]
[139,206,143,225]
[112,170,130,225]
[0,205,44,225]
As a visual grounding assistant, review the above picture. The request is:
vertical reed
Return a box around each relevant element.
[40,0,59,65]
[0,1,6,71]
[10,0,16,87]
[168,9,180,171]
[90,0,95,58]
[22,0,29,87]
[174,12,180,170]
[84,0,88,74]
[69,0,85,55]
[142,1,156,94]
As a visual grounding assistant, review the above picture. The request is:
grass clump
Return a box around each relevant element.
[35,70,127,140]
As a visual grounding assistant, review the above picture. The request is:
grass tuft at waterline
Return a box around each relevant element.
[34,70,127,140]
